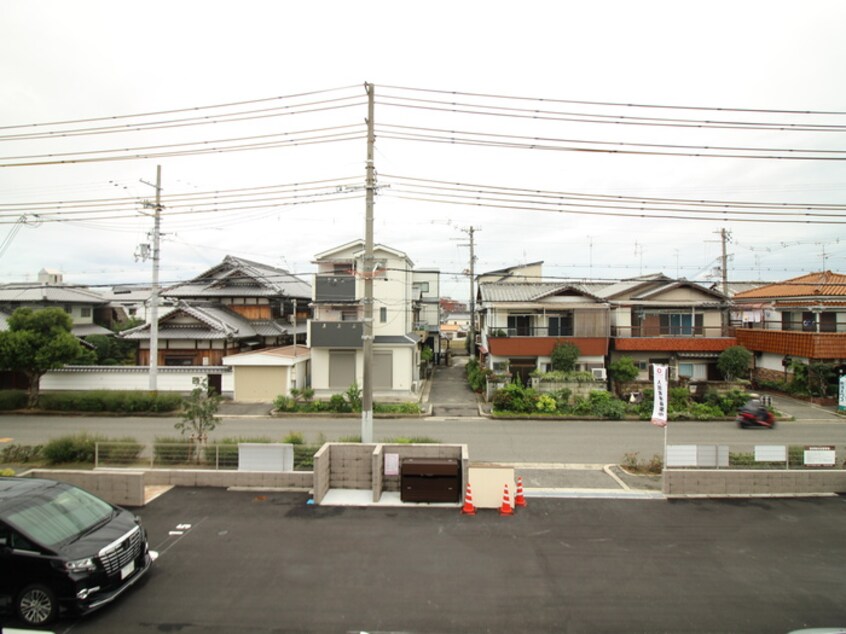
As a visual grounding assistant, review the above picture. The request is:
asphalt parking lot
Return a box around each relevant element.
[18,488,846,634]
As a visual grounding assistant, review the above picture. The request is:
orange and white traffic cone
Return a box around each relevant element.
[514,476,527,507]
[499,483,514,516]
[461,482,476,516]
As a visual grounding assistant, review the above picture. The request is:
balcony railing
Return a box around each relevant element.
[309,320,363,348]
[315,274,356,303]
[611,325,733,338]
[731,320,846,334]
[487,326,574,338]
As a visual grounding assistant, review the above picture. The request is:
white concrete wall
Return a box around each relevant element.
[40,367,234,396]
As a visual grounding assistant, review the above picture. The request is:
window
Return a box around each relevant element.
[380,307,387,323]
[413,281,430,293]
[548,313,573,337]
[81,307,91,318]
[507,315,531,336]
[678,363,694,378]
[341,308,358,321]
[333,262,352,275]
[659,313,703,335]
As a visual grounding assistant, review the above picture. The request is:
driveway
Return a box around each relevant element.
[35,487,846,634]
[428,355,481,417]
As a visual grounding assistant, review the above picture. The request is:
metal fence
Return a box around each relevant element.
[662,443,844,470]
[95,442,245,470]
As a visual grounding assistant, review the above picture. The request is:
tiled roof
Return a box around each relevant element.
[479,283,605,303]
[0,284,108,304]
[735,329,846,360]
[121,302,257,340]
[734,271,846,300]
[164,255,311,299]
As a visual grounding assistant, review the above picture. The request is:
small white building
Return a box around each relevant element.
[222,346,311,402]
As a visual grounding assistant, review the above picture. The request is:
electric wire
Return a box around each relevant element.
[376,93,846,133]
[376,124,846,161]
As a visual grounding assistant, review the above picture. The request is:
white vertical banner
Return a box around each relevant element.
[839,375,846,413]
[651,364,669,427]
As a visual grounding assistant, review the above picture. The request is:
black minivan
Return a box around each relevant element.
[0,477,155,627]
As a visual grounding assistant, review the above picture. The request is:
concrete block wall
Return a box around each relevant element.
[23,469,146,507]
[664,469,846,496]
[143,469,312,490]
[313,444,331,504]
[328,443,374,490]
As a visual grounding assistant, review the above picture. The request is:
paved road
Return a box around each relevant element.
[30,487,846,634]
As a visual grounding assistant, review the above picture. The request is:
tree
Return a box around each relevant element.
[175,377,222,462]
[717,345,752,381]
[0,307,86,407]
[550,342,580,372]
[609,356,640,396]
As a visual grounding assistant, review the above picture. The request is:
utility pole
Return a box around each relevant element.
[458,226,480,359]
[141,165,163,392]
[717,227,731,334]
[361,82,375,444]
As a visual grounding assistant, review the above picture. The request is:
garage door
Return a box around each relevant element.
[329,350,356,389]
[374,351,393,389]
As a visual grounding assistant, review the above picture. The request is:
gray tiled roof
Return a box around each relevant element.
[0,284,108,304]
[479,282,604,303]
[121,302,258,340]
[164,255,311,299]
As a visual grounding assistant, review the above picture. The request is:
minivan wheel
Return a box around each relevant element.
[17,583,58,626]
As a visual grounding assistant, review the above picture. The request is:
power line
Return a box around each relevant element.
[376,123,846,161]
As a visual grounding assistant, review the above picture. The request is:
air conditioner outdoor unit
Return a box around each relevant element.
[591,368,607,381]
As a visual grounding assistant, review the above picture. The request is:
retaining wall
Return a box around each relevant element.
[664,469,846,496]
[22,468,313,507]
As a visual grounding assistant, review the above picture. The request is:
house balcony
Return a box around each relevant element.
[611,325,733,338]
[314,274,356,303]
[309,320,363,348]
[735,328,846,360]
[482,328,609,357]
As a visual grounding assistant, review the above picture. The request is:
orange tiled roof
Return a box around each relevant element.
[734,271,846,300]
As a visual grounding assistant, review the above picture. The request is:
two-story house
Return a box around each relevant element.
[308,240,429,398]
[122,255,311,367]
[0,268,112,338]
[412,268,443,360]
[594,274,735,381]
[732,271,846,381]
[477,263,611,383]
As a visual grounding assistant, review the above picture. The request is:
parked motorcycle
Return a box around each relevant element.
[736,399,776,429]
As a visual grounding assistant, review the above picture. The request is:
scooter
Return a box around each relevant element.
[736,400,776,429]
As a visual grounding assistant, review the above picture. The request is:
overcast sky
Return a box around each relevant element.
[1,0,845,302]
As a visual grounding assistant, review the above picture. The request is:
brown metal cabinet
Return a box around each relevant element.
[400,458,461,503]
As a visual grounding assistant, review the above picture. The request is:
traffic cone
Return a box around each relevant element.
[514,476,527,507]
[499,483,514,516]
[460,482,476,516]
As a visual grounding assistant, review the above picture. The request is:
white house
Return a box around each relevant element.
[307,240,428,400]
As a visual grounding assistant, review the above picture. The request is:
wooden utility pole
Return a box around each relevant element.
[362,83,375,443]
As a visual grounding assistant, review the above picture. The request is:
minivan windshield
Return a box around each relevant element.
[5,484,114,548]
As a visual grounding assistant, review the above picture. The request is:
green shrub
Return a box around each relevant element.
[42,433,108,464]
[293,444,319,470]
[382,436,441,444]
[535,393,557,413]
[37,390,180,413]
[274,395,297,412]
[374,402,421,414]
[585,390,626,419]
[532,370,595,383]
[96,437,143,464]
[0,390,27,411]
[328,394,351,413]
[466,359,492,393]
[492,383,538,413]
[153,436,194,465]
[0,444,43,463]
[702,388,750,415]
[282,431,305,445]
